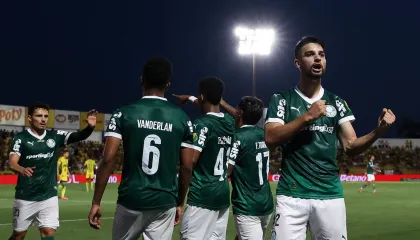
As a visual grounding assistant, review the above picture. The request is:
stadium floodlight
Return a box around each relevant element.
[234,26,275,96]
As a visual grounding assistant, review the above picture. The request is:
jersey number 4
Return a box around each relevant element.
[214,147,230,181]
[256,151,269,185]
[142,134,161,175]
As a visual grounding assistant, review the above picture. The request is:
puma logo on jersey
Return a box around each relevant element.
[198,127,208,146]
[291,106,301,113]
[27,141,34,146]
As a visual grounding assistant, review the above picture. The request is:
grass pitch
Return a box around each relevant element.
[0,182,419,239]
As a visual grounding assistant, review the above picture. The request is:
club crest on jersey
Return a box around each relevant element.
[193,133,198,142]
[46,139,56,148]
[325,105,337,118]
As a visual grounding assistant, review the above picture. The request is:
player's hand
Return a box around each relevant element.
[305,100,326,121]
[172,94,191,104]
[20,166,35,177]
[88,204,102,230]
[174,206,183,226]
[377,108,396,129]
[86,109,98,128]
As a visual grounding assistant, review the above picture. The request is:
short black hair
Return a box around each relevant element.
[142,57,172,90]
[294,36,325,58]
[238,96,264,125]
[28,102,49,116]
[198,77,224,105]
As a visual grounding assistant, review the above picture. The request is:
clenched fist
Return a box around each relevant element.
[306,100,326,121]
[378,108,396,129]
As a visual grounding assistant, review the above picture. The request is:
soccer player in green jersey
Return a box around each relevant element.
[226,96,274,240]
[360,155,381,193]
[264,36,396,240]
[8,103,97,240]
[173,77,235,240]
[88,57,195,240]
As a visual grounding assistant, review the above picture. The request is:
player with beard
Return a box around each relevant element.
[8,102,97,240]
[265,36,396,240]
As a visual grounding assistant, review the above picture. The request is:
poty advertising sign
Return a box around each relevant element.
[0,105,25,126]
[54,110,80,129]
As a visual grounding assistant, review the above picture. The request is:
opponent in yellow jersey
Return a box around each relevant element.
[84,159,96,191]
[57,150,71,200]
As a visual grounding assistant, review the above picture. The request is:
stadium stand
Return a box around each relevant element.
[1,129,419,175]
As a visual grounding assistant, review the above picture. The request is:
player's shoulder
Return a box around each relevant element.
[47,129,69,137]
[236,126,264,138]
[197,113,235,129]
[270,87,296,100]
[322,88,345,101]
[13,129,29,139]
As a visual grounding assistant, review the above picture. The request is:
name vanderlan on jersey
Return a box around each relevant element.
[137,119,173,132]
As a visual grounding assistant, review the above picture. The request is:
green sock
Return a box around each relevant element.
[57,184,63,191]
[373,186,376,191]
[361,184,368,189]
[91,182,94,190]
[86,182,89,191]
[41,237,54,240]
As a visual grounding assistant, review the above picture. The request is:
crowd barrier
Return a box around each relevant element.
[268,174,420,182]
[1,174,420,184]
[0,174,121,184]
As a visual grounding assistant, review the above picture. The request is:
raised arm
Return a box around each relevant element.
[339,108,395,157]
[67,110,97,144]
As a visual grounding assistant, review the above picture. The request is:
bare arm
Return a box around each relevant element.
[264,114,312,150]
[9,153,35,177]
[339,122,386,157]
[227,164,234,177]
[220,99,237,118]
[177,148,194,207]
[9,154,23,174]
[339,109,396,157]
[92,136,121,205]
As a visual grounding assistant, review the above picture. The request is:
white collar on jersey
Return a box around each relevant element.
[207,112,224,117]
[294,85,325,104]
[27,128,46,140]
[142,96,167,101]
[240,125,253,128]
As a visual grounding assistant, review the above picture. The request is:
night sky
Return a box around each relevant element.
[1,0,418,137]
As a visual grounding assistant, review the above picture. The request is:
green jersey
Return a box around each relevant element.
[228,125,274,216]
[367,161,374,174]
[104,96,194,211]
[265,86,355,199]
[9,129,71,201]
[187,112,235,210]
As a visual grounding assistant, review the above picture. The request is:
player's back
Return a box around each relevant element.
[229,126,273,216]
[105,96,193,211]
[188,112,235,210]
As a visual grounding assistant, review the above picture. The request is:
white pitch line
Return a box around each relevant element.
[0,217,114,227]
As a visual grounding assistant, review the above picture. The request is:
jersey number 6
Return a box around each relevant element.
[142,134,161,175]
